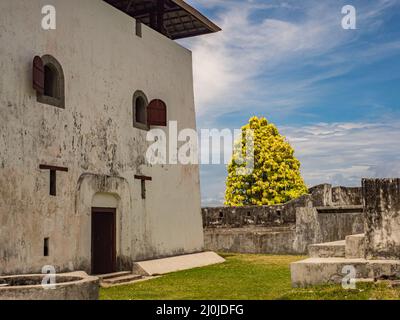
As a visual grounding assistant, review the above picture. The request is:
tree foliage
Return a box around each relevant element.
[225,116,308,206]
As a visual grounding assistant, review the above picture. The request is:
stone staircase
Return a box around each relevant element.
[308,240,346,258]
[97,271,143,287]
[308,234,365,259]
[291,234,400,287]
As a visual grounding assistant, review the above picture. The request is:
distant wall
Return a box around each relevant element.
[202,194,312,228]
[202,184,364,255]
[308,184,362,207]
[202,184,362,228]
[204,227,297,255]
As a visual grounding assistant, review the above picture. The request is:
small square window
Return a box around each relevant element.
[50,170,57,196]
[44,238,50,257]
[141,180,146,199]
[136,20,142,38]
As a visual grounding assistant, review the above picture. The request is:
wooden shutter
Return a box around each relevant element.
[33,56,44,95]
[147,99,167,126]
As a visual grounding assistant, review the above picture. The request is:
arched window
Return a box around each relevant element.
[147,99,167,126]
[33,55,65,108]
[132,90,149,130]
[135,96,146,124]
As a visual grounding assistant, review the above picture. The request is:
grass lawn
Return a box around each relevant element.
[100,253,400,300]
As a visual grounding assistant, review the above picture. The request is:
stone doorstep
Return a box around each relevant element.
[290,257,400,287]
[97,271,144,287]
[96,271,131,280]
[308,240,346,258]
[100,276,160,288]
[102,274,143,285]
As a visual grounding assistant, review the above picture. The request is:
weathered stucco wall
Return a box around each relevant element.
[0,0,203,275]
[293,207,364,253]
[204,226,297,254]
[364,178,400,260]
[203,184,364,254]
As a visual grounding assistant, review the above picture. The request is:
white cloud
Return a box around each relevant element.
[181,0,400,125]
[283,120,400,187]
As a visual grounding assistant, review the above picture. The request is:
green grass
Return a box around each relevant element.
[100,253,400,300]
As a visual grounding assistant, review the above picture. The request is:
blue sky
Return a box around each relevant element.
[180,0,400,206]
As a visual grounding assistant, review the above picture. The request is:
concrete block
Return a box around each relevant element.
[345,234,365,259]
[363,178,400,259]
[308,240,345,258]
[132,252,225,276]
[367,260,400,279]
[290,257,367,287]
[291,257,400,287]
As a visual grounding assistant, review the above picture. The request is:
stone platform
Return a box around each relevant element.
[132,251,225,276]
[291,234,400,287]
[291,179,400,288]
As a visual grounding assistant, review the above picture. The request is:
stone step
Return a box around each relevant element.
[345,234,365,259]
[290,257,400,287]
[102,274,143,285]
[308,240,346,258]
[96,271,131,280]
[132,252,225,276]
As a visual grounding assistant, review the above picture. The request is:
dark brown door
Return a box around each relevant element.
[91,208,116,275]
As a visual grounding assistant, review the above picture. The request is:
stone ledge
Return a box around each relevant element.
[291,257,400,287]
[132,252,225,276]
[308,240,346,258]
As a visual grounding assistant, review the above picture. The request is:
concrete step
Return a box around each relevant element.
[345,234,365,259]
[308,240,346,258]
[132,252,225,276]
[96,271,131,280]
[102,274,143,285]
[290,257,400,287]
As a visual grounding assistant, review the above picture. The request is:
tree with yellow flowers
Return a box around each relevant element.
[225,116,308,206]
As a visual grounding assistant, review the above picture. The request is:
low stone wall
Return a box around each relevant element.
[203,184,362,228]
[0,272,99,300]
[202,184,364,255]
[331,186,362,206]
[364,178,400,260]
[204,226,297,254]
[202,195,312,228]
[293,207,364,253]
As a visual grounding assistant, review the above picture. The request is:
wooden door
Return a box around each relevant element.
[91,208,116,275]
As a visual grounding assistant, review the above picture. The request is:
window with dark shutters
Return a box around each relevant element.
[33,55,65,108]
[33,56,45,95]
[132,90,149,130]
[147,99,167,126]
